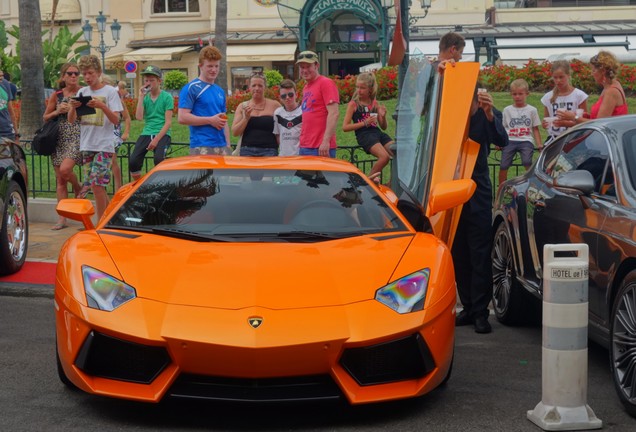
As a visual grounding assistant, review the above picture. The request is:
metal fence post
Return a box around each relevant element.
[527,243,602,431]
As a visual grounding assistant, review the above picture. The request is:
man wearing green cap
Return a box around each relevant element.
[129,65,174,180]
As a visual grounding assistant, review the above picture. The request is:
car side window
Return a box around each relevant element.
[542,130,611,194]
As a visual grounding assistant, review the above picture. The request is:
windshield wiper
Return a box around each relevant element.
[275,230,353,241]
[103,225,233,242]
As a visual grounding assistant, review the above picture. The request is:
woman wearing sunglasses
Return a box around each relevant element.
[231,72,281,156]
[43,62,83,230]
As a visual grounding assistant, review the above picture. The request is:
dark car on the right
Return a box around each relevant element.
[0,138,28,275]
[491,115,636,417]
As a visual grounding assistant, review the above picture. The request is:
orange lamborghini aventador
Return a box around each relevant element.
[54,59,481,404]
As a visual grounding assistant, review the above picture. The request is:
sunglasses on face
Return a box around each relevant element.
[280,92,295,100]
[65,71,80,76]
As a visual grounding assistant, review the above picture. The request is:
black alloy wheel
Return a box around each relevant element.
[610,270,636,417]
[491,223,528,325]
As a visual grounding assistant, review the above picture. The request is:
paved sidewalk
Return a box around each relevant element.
[27,220,81,263]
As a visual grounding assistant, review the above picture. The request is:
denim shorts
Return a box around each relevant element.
[298,147,336,158]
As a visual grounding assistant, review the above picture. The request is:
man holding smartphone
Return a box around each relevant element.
[129,65,174,181]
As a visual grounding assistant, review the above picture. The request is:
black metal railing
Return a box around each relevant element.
[20,140,526,199]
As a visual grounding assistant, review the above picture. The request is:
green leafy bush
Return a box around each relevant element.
[163,70,188,91]
[263,69,284,87]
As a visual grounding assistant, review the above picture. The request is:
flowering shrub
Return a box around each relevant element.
[331,74,357,103]
[122,98,137,119]
[10,100,20,126]
[480,59,636,96]
[375,66,399,100]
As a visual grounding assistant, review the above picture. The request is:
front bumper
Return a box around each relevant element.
[55,286,455,404]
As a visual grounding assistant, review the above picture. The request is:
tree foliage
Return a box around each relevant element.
[0,24,87,88]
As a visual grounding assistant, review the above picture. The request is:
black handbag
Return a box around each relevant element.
[32,117,60,156]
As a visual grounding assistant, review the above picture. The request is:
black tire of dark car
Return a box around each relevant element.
[492,223,530,325]
[610,270,636,417]
[0,180,28,275]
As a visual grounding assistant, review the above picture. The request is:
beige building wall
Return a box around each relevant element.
[3,0,636,90]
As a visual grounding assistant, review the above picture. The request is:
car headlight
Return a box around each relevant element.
[82,266,136,311]
[375,269,430,314]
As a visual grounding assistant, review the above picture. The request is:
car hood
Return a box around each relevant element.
[101,231,415,309]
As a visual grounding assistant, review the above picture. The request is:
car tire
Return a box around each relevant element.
[491,223,529,325]
[610,270,636,417]
[0,180,28,276]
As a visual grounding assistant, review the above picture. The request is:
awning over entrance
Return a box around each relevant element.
[495,37,630,66]
[226,43,297,62]
[123,47,194,62]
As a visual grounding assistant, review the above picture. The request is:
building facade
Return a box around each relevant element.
[1,1,635,92]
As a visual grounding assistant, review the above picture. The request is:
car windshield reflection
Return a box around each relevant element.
[105,169,408,241]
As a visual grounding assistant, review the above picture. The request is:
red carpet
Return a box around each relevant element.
[0,261,57,285]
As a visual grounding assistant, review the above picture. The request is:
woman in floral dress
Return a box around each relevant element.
[43,62,82,230]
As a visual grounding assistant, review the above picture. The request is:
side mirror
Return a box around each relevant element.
[427,179,476,215]
[553,170,595,195]
[56,199,95,230]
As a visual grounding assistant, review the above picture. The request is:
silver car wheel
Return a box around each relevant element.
[611,273,636,416]
[6,188,27,261]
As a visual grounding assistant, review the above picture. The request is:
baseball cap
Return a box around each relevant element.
[296,51,319,64]
[141,65,162,78]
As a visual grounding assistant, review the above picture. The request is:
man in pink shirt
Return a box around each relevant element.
[296,51,340,158]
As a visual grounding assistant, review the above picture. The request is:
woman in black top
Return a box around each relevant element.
[231,73,281,156]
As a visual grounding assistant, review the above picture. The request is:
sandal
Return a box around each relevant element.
[51,223,68,231]
[77,185,91,199]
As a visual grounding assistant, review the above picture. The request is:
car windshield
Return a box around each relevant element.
[105,168,408,240]
[394,56,440,206]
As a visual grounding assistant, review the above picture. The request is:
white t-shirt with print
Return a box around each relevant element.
[77,84,123,152]
[541,88,588,138]
[502,104,541,145]
[273,105,303,156]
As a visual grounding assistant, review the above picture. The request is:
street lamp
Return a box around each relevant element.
[82,11,121,70]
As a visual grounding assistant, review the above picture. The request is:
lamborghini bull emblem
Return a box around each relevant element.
[248,316,263,329]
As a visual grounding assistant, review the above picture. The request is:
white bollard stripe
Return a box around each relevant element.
[542,327,588,350]
[543,302,589,328]
[543,280,587,304]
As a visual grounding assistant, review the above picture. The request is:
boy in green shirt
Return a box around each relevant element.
[129,65,174,180]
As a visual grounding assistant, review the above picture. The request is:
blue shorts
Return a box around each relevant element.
[298,147,337,158]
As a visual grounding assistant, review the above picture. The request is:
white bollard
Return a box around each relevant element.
[527,244,602,431]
